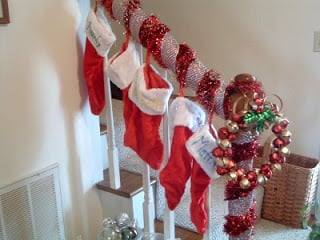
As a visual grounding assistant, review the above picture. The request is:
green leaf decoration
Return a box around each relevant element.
[243,112,259,123]
[309,230,320,240]
[243,108,276,133]
[264,108,276,120]
[301,200,320,239]
[309,232,316,240]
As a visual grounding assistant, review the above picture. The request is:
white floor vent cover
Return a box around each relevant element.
[0,165,65,240]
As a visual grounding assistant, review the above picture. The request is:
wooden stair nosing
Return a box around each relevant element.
[154,220,202,240]
[96,168,157,198]
[100,124,107,136]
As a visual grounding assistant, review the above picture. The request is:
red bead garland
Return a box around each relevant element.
[216,74,291,237]
[225,178,256,200]
[139,15,170,68]
[213,97,291,200]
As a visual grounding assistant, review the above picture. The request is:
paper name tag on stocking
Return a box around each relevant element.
[186,124,220,179]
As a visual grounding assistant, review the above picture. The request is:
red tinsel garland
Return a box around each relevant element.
[99,2,291,238]
[224,200,257,236]
[175,43,196,88]
[196,70,221,113]
[139,15,170,68]
[223,76,264,119]
[232,141,259,163]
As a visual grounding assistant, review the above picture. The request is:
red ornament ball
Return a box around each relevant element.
[213,147,224,157]
[260,164,273,178]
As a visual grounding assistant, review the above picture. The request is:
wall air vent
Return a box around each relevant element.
[0,165,65,240]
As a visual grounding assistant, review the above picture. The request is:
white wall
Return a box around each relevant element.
[138,0,320,158]
[0,0,104,239]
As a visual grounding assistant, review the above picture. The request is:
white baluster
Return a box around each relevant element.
[143,163,155,233]
[139,45,155,233]
[104,74,120,189]
[163,207,175,240]
[162,71,176,240]
[161,70,181,240]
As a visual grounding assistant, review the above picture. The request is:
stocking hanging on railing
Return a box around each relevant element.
[84,3,116,115]
[95,1,292,239]
[125,51,173,170]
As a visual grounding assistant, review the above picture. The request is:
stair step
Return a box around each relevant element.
[100,124,107,136]
[96,169,157,198]
[154,220,202,240]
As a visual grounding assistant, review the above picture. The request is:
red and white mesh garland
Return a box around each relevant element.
[213,74,291,238]
[99,1,291,239]
[103,0,211,96]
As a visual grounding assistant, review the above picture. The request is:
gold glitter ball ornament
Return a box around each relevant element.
[280,129,292,140]
[216,157,230,167]
[280,146,291,157]
[218,139,232,150]
[226,120,239,133]
[228,171,238,181]
[240,178,250,189]
[272,163,282,171]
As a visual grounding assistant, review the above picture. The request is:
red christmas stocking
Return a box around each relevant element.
[190,161,212,234]
[160,125,194,210]
[83,5,116,115]
[85,5,116,57]
[186,122,217,234]
[106,35,138,91]
[83,39,105,115]
[124,60,173,170]
[159,97,205,210]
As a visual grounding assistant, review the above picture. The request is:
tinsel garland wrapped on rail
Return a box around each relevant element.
[98,1,292,239]
[213,74,291,238]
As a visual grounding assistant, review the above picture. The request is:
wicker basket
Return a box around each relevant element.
[255,152,319,228]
